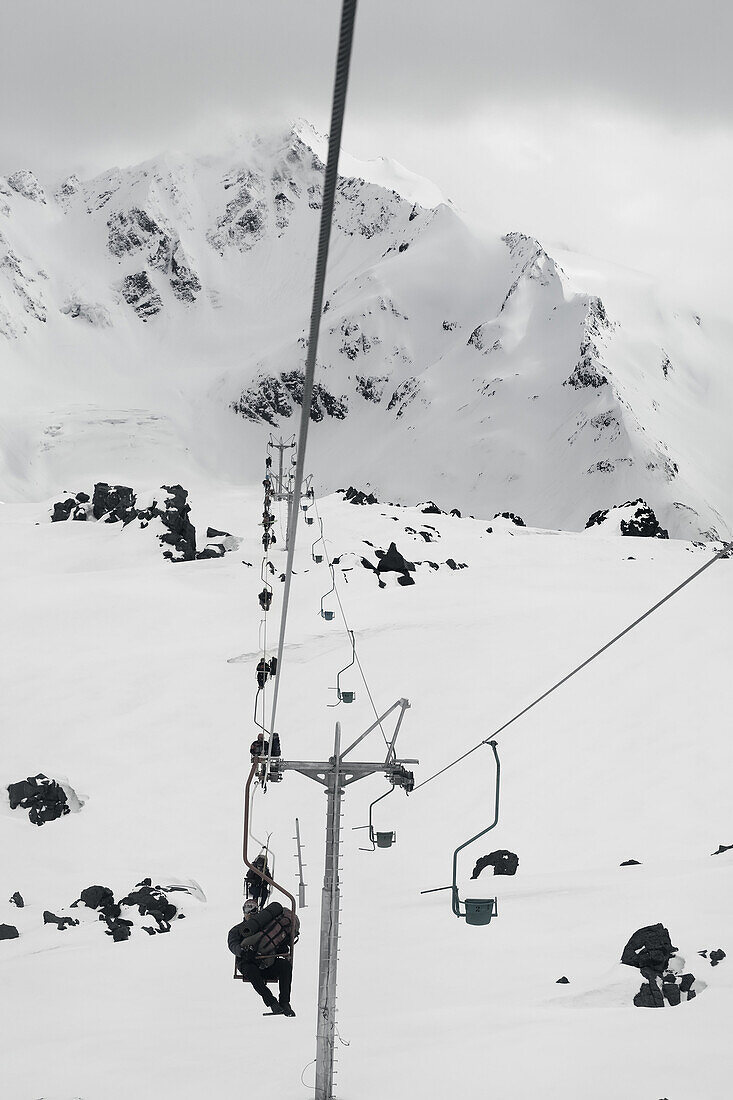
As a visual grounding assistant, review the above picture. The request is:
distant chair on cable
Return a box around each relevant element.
[320,566,336,621]
[354,786,396,850]
[329,630,356,705]
[312,518,325,564]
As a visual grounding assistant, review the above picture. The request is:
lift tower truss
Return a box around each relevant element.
[263,698,415,1100]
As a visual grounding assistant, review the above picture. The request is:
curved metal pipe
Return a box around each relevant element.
[451,741,500,918]
[243,760,297,954]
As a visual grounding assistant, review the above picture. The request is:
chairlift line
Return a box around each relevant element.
[413,542,732,794]
[266,0,359,758]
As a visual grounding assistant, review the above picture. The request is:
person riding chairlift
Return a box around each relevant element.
[228,899,298,1017]
[245,853,272,909]
[249,731,281,759]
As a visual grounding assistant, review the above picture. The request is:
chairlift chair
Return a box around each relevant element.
[320,565,336,621]
[312,519,325,564]
[451,741,501,926]
[353,785,396,850]
[235,760,298,982]
[329,630,356,705]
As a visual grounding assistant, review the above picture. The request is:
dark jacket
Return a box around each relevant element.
[228,901,284,961]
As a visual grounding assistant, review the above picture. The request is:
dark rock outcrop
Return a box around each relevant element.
[121,271,162,321]
[621,924,677,974]
[154,484,197,562]
[92,482,136,522]
[355,374,388,402]
[52,482,199,563]
[43,911,80,931]
[7,170,46,203]
[120,878,178,933]
[343,486,378,506]
[0,924,20,940]
[586,500,669,539]
[375,542,415,585]
[620,859,642,866]
[69,877,186,942]
[7,774,70,826]
[622,924,700,1008]
[232,371,348,425]
[471,850,519,878]
[71,885,120,922]
[494,511,525,527]
[620,503,669,539]
[9,892,24,908]
[556,976,569,984]
[712,843,733,855]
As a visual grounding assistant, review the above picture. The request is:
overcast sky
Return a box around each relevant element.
[2,0,731,313]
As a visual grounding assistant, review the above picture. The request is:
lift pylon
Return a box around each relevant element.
[265,699,415,1100]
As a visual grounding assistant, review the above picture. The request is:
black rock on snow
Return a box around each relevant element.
[621,924,677,974]
[375,542,416,587]
[586,500,669,539]
[634,968,698,1009]
[9,892,24,908]
[620,859,642,866]
[71,885,120,922]
[0,924,20,940]
[120,878,178,933]
[121,270,162,321]
[342,486,378,506]
[471,850,519,878]
[93,482,136,522]
[53,482,200,562]
[712,843,733,855]
[153,484,197,562]
[621,924,700,1008]
[232,371,348,425]
[7,169,46,203]
[494,511,525,527]
[7,774,70,826]
[43,910,80,931]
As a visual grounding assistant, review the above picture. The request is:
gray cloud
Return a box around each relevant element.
[1,0,730,313]
[2,0,731,173]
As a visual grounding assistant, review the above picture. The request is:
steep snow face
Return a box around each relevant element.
[0,125,731,539]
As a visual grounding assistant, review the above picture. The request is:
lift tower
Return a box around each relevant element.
[266,698,415,1100]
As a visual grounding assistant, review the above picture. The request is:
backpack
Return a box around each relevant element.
[256,907,300,961]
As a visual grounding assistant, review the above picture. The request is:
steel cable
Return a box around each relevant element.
[267,0,358,755]
[414,543,731,792]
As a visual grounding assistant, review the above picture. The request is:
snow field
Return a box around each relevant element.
[1,489,731,1098]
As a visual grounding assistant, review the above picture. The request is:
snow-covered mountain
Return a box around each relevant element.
[1,121,731,539]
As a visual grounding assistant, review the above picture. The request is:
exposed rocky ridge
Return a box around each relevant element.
[586,500,669,539]
[232,371,348,425]
[0,125,730,540]
[49,482,240,562]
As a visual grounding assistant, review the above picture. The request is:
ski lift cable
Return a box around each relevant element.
[413,542,732,793]
[254,456,274,741]
[266,0,358,755]
[314,497,390,745]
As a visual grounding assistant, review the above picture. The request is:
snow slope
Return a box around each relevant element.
[1,486,731,1099]
[1,124,731,539]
